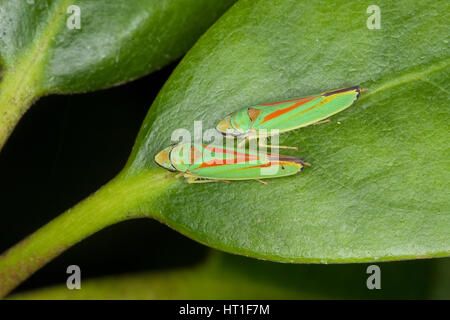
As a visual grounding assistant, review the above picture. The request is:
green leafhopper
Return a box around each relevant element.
[154,142,308,184]
[216,86,363,149]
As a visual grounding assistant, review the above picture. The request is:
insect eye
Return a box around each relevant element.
[281,165,285,170]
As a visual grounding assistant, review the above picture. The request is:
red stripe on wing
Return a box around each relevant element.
[259,95,315,106]
[195,145,263,169]
[260,97,315,124]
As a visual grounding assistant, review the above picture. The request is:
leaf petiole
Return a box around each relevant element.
[0,168,173,298]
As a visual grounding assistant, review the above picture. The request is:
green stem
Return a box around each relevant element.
[0,169,172,298]
[0,68,40,150]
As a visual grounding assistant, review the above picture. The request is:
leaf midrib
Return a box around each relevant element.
[11,0,73,95]
[361,57,450,101]
[299,58,450,217]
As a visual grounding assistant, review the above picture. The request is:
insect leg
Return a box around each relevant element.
[255,179,269,185]
[258,136,298,150]
[313,118,332,125]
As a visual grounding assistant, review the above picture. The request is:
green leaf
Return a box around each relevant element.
[127,0,450,262]
[8,252,449,299]
[1,0,449,297]
[0,0,236,149]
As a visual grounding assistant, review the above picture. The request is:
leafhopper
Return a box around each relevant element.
[216,86,363,149]
[154,142,308,184]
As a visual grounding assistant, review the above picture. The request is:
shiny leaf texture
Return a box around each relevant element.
[0,0,236,149]
[0,0,236,93]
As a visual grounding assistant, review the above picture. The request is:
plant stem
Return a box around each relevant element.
[0,169,173,298]
[0,68,40,150]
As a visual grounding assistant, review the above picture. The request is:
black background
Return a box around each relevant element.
[0,60,207,292]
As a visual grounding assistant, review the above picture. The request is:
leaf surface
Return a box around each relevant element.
[0,0,236,93]
[125,0,449,262]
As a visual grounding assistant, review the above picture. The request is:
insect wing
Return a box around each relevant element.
[226,86,361,134]
[189,144,303,180]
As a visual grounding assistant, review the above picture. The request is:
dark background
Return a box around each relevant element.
[0,60,448,299]
[0,60,207,292]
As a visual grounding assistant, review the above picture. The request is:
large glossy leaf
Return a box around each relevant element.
[0,0,236,148]
[125,0,450,262]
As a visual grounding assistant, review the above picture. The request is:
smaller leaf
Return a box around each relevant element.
[8,252,447,299]
[0,0,236,149]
